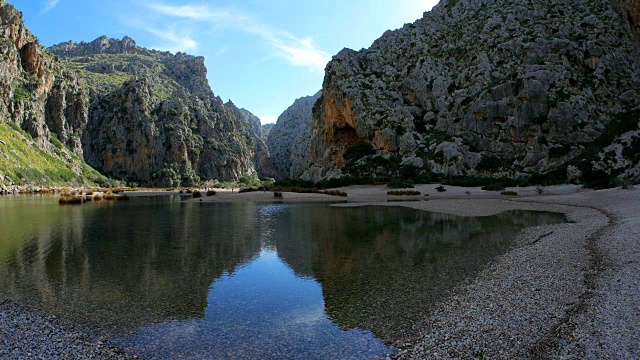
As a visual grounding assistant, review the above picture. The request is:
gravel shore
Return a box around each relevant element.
[379,188,639,359]
[0,301,135,359]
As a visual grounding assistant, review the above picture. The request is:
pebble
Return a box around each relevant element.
[0,301,136,359]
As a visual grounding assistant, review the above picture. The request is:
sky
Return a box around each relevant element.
[11,0,439,123]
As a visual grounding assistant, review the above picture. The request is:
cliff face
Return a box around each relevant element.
[267,91,321,179]
[305,0,640,185]
[234,106,279,179]
[50,37,259,186]
[261,123,275,141]
[0,0,103,186]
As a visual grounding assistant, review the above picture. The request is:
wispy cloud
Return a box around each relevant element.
[272,38,329,71]
[39,0,60,15]
[213,46,228,57]
[147,27,198,53]
[145,2,330,71]
[148,3,229,20]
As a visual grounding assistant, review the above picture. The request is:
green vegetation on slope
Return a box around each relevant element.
[0,121,106,186]
[61,53,175,100]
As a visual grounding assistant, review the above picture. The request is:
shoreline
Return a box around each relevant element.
[1,185,638,358]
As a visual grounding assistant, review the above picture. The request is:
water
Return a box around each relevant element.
[0,195,567,359]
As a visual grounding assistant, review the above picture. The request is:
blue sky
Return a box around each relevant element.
[12,0,438,123]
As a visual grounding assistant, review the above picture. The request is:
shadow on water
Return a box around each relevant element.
[0,196,566,359]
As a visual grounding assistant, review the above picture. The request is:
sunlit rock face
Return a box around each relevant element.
[49,36,261,185]
[0,0,95,179]
[304,0,640,185]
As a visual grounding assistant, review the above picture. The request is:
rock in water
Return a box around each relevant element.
[304,0,640,186]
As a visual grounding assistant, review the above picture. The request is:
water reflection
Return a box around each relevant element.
[0,196,566,358]
[0,197,263,333]
[277,206,566,342]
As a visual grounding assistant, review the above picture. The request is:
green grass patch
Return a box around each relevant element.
[60,53,171,94]
[0,121,106,186]
[13,85,30,102]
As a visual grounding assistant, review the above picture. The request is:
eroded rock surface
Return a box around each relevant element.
[0,0,97,181]
[50,36,260,185]
[305,0,640,185]
[267,91,321,179]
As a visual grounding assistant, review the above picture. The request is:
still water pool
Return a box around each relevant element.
[0,195,566,359]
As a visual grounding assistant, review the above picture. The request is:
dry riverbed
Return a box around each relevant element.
[1,184,638,359]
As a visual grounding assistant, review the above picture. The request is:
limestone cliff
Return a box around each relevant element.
[50,36,259,186]
[305,0,640,186]
[261,123,275,141]
[267,91,321,179]
[233,105,279,179]
[0,0,104,187]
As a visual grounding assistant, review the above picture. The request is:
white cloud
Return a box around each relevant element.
[147,3,228,20]
[39,0,60,15]
[147,27,198,53]
[145,2,330,71]
[272,38,329,71]
[213,47,228,57]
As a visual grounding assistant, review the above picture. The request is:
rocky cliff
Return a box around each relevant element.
[261,123,275,141]
[267,91,321,179]
[234,106,279,179]
[0,0,105,187]
[305,0,640,186]
[49,36,259,186]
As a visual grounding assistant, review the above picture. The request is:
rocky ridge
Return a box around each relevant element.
[234,105,279,179]
[304,0,640,187]
[50,36,263,186]
[1,0,270,187]
[267,91,321,179]
[0,0,104,186]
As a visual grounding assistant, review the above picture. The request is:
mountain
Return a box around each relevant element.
[267,91,321,179]
[232,105,279,179]
[0,0,106,189]
[261,123,275,141]
[49,36,260,186]
[1,0,272,188]
[304,0,640,187]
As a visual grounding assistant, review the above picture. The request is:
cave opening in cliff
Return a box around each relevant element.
[334,123,367,148]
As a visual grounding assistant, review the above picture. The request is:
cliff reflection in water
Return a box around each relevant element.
[0,197,566,354]
[272,205,567,342]
[0,196,263,333]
